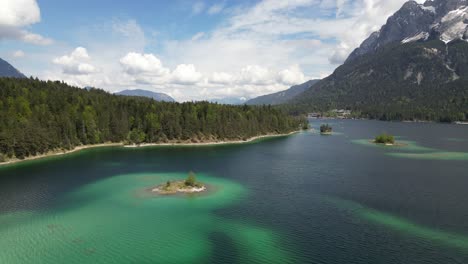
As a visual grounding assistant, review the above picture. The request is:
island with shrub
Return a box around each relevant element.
[152,172,206,195]
[320,124,333,135]
[373,133,396,145]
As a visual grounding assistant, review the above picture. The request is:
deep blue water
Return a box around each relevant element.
[1,119,468,263]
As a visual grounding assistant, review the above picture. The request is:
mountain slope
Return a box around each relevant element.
[115,89,175,102]
[0,58,26,78]
[291,39,468,121]
[246,80,319,105]
[347,0,468,62]
[287,0,468,121]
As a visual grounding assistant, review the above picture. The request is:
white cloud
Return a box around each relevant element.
[112,19,145,39]
[119,52,171,85]
[191,32,205,41]
[209,72,234,84]
[120,52,169,76]
[0,0,40,27]
[277,65,305,85]
[29,0,431,101]
[53,47,98,75]
[0,0,52,45]
[171,64,203,85]
[12,50,25,58]
[238,65,274,85]
[40,19,149,91]
[208,3,225,15]
[329,0,426,64]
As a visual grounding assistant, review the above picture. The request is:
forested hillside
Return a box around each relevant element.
[284,0,468,122]
[0,78,303,160]
[287,40,468,122]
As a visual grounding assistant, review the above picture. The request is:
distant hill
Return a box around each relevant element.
[246,80,319,105]
[0,58,26,78]
[208,97,248,105]
[115,89,175,102]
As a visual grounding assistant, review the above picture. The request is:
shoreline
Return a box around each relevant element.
[0,143,124,167]
[123,131,299,148]
[0,131,299,167]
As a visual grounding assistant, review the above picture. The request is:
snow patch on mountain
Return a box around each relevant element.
[402,32,430,43]
[346,0,468,62]
[421,5,436,13]
[437,6,468,42]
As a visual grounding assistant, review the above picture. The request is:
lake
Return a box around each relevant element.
[1,119,468,263]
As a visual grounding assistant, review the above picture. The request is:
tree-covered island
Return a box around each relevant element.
[152,172,206,195]
[320,124,333,135]
[374,133,395,145]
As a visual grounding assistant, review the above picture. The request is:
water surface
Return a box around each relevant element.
[1,120,468,263]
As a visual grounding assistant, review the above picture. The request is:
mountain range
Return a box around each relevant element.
[2,0,467,122]
[0,58,26,78]
[246,80,319,105]
[115,89,175,102]
[283,0,468,121]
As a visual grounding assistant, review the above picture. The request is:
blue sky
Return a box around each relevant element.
[1,0,423,101]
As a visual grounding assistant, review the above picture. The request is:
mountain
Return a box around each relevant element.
[0,58,26,78]
[246,80,319,105]
[347,0,468,62]
[208,97,248,105]
[115,89,175,102]
[288,0,468,122]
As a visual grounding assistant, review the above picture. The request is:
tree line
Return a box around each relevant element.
[0,78,304,160]
[283,40,468,122]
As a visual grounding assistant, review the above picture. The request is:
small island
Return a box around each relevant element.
[374,133,395,145]
[320,124,333,135]
[152,172,206,195]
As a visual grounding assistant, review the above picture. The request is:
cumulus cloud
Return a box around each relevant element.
[237,65,274,85]
[53,47,98,75]
[32,0,429,101]
[0,0,40,27]
[277,65,305,85]
[171,64,203,85]
[329,0,426,64]
[0,0,52,45]
[120,53,169,76]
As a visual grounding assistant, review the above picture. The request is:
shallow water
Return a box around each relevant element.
[1,120,468,263]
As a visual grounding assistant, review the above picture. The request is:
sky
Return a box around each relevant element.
[0,0,425,101]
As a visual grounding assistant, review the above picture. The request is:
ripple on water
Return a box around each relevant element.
[324,196,468,252]
[0,172,293,263]
[352,139,468,161]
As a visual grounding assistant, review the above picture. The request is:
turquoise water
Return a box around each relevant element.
[0,172,296,263]
[1,120,468,263]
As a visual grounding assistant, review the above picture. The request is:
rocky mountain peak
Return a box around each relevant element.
[345,0,468,63]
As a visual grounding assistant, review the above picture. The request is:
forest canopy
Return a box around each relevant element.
[0,78,304,160]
